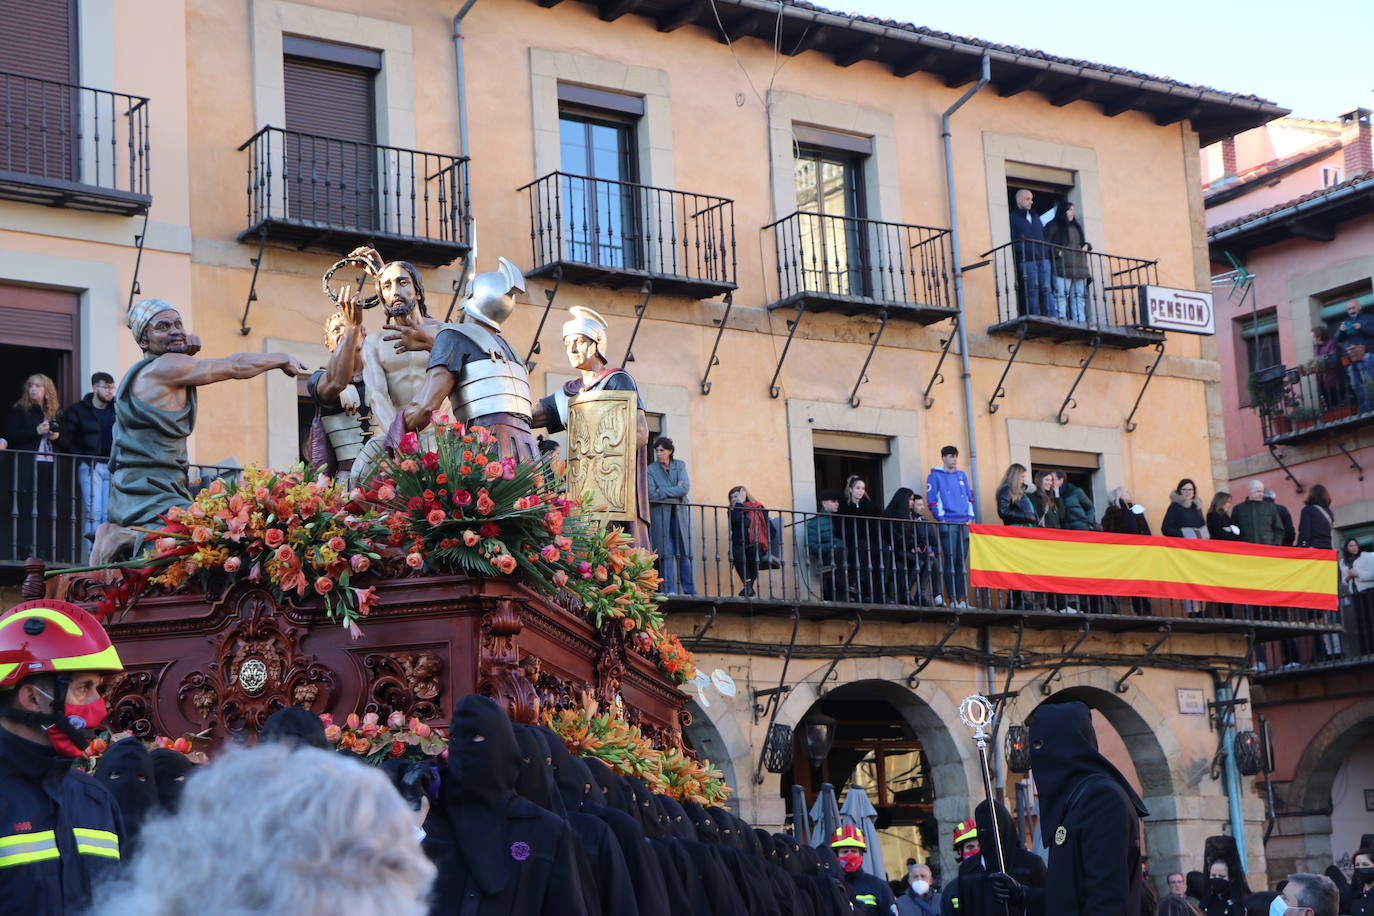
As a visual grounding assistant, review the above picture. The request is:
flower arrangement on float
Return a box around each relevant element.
[320,711,448,764]
[544,695,731,805]
[76,731,208,773]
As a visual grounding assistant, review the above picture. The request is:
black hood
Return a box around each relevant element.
[973,799,1018,871]
[584,756,635,815]
[1029,701,1147,846]
[709,805,745,850]
[755,828,781,865]
[259,705,328,750]
[448,694,520,803]
[149,748,193,813]
[657,795,698,842]
[773,833,805,876]
[684,801,722,845]
[93,738,158,840]
[513,724,564,816]
[537,726,592,812]
[1204,833,1251,898]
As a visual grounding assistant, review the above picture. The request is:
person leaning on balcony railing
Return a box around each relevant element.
[1334,298,1374,413]
[1009,189,1054,318]
[882,488,922,605]
[1230,480,1286,546]
[1311,326,1348,410]
[927,447,975,608]
[647,436,695,597]
[1101,487,1153,616]
[1045,203,1093,325]
[996,463,1036,611]
[1206,492,1242,542]
[727,486,767,598]
[804,490,847,601]
[1297,485,1334,551]
[58,372,116,546]
[3,374,62,561]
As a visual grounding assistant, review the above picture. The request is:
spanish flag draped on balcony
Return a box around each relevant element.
[968,525,1337,611]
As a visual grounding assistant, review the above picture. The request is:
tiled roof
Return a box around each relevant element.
[778,0,1280,106]
[1208,170,1374,237]
[1204,138,1343,200]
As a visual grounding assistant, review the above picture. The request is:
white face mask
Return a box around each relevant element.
[1268,896,1288,916]
[911,879,930,896]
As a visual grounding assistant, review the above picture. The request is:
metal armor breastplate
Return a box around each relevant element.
[321,409,371,462]
[448,324,533,421]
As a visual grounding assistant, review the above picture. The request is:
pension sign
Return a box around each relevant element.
[1138,285,1214,335]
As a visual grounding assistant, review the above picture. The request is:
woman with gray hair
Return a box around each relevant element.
[89,744,435,916]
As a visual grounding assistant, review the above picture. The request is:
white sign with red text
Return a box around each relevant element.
[1139,285,1215,335]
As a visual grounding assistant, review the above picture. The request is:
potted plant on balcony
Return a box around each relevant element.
[1248,366,1293,434]
[1290,405,1320,429]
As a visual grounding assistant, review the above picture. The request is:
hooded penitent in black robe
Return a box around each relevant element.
[655,792,746,915]
[687,802,774,916]
[514,725,638,916]
[93,737,159,848]
[1029,701,1148,916]
[258,705,329,749]
[148,747,192,813]
[938,800,1046,916]
[424,695,589,916]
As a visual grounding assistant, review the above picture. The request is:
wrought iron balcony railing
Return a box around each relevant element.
[651,502,1334,636]
[765,211,956,323]
[237,126,470,266]
[0,451,241,570]
[981,239,1162,348]
[1256,590,1374,674]
[519,171,736,298]
[1252,358,1374,445]
[0,70,150,215]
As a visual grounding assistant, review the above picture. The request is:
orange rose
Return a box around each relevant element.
[493,554,517,574]
[328,536,346,552]
[264,528,285,548]
[314,576,334,595]
[405,552,424,569]
[463,529,481,547]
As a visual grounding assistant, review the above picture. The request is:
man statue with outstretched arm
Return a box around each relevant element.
[308,287,373,479]
[90,299,308,562]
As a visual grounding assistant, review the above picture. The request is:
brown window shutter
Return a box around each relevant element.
[0,284,79,351]
[282,55,377,231]
[0,0,76,182]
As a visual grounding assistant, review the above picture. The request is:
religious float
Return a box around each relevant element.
[33,416,728,803]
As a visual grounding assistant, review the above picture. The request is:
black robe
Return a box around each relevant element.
[148,747,192,813]
[1029,701,1147,916]
[655,793,746,915]
[92,738,158,850]
[423,695,589,916]
[938,800,1045,916]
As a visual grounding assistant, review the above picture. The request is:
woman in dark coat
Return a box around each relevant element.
[1101,487,1152,615]
[839,475,876,603]
[1344,847,1374,916]
[728,486,767,598]
[882,488,919,604]
[996,464,1036,610]
[1206,492,1242,541]
[1297,483,1335,550]
[1161,478,1207,538]
[3,373,61,559]
[1029,472,1061,529]
[1045,203,1093,323]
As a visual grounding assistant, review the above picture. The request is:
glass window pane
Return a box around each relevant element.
[795,157,819,212]
[559,118,588,174]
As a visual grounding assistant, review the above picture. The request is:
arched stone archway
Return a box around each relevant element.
[775,660,980,879]
[683,696,746,813]
[1284,696,1374,873]
[1000,667,1187,881]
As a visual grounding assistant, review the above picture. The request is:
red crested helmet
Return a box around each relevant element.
[953,817,978,851]
[830,824,866,851]
[0,600,123,690]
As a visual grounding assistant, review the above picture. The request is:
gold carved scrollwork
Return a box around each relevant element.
[566,389,637,524]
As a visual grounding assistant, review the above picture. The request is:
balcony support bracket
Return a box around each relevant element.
[524,265,563,371]
[699,291,734,395]
[1114,624,1171,694]
[848,310,888,408]
[126,209,150,309]
[687,605,717,650]
[906,616,961,687]
[987,324,1028,414]
[1267,444,1305,494]
[753,605,801,785]
[239,226,268,336]
[1040,620,1091,695]
[1124,341,1167,432]
[1057,334,1103,425]
[621,280,654,365]
[922,316,959,409]
[1338,441,1365,481]
[768,301,807,399]
[816,611,864,695]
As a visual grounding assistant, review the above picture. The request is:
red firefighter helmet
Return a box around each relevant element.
[830,824,867,850]
[953,816,978,851]
[0,600,123,689]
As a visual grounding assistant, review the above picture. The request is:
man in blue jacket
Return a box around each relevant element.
[1335,298,1374,411]
[1009,189,1053,317]
[926,445,975,608]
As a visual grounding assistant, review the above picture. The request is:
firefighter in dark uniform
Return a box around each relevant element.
[0,599,128,915]
[831,824,898,915]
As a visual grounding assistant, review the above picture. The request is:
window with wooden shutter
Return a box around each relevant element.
[0,0,77,181]
[0,284,80,406]
[282,54,377,231]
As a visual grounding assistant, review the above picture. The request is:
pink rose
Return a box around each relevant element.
[501,457,517,481]
[462,529,481,547]
[350,554,370,573]
[421,451,440,471]
[363,712,380,727]
[387,710,407,729]
[376,484,396,502]
[405,552,424,569]
[328,536,346,552]
[484,460,504,480]
[540,544,560,563]
[426,508,446,526]
[323,724,342,743]
[400,459,418,474]
[223,556,242,573]
[552,570,569,588]
[314,576,334,595]
[453,490,473,506]
[398,432,420,454]
[264,528,285,548]
[275,545,296,565]
[493,554,517,574]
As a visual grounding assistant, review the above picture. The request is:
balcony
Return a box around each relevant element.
[0,71,150,215]
[237,127,469,267]
[653,503,1334,640]
[0,451,240,574]
[764,211,956,324]
[518,171,736,298]
[981,240,1164,349]
[1252,360,1374,446]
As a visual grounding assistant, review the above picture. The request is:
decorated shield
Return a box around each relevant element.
[566,388,637,524]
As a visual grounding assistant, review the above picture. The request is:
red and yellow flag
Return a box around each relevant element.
[968,524,1337,611]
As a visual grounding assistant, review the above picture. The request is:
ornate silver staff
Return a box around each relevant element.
[959,694,1007,878]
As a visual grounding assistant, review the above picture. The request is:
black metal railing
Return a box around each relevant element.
[766,211,954,309]
[0,450,240,568]
[238,126,469,249]
[651,502,1335,630]
[519,171,736,289]
[0,70,150,208]
[1252,356,1374,443]
[1257,589,1374,672]
[983,239,1158,329]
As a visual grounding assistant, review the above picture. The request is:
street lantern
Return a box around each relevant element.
[802,711,838,764]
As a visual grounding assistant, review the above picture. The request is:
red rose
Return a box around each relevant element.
[479,522,500,539]
[454,490,473,506]
[421,451,440,471]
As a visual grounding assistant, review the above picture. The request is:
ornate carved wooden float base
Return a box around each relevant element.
[49,570,688,747]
